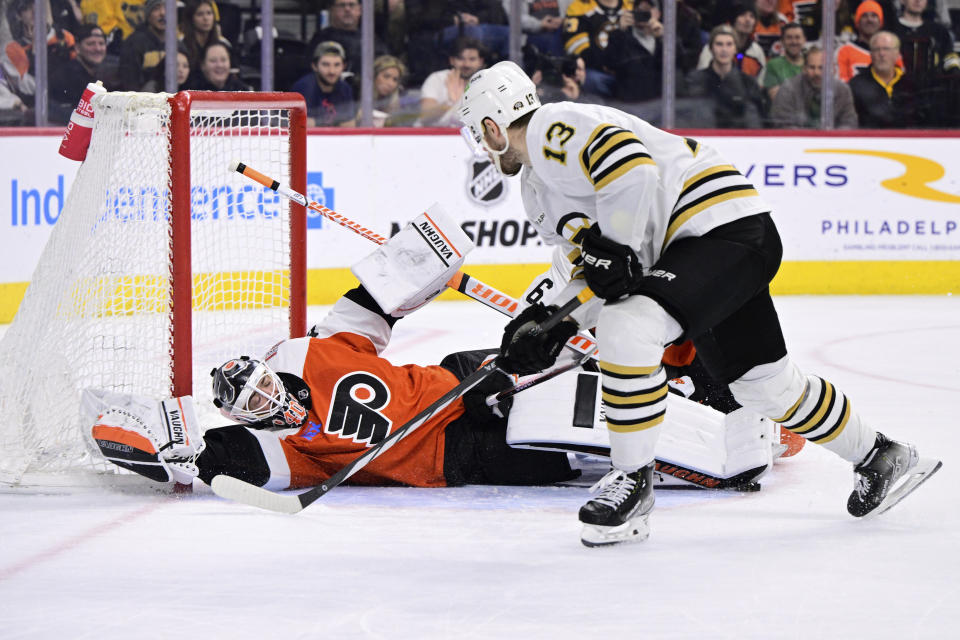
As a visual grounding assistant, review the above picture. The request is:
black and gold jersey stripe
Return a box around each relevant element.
[579,124,654,191]
[555,211,592,244]
[663,164,759,246]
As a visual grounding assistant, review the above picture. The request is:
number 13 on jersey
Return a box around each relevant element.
[543,122,575,164]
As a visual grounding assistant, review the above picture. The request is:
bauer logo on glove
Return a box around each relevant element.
[577,226,644,301]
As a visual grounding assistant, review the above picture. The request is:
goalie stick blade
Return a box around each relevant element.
[210,475,305,514]
[865,457,942,519]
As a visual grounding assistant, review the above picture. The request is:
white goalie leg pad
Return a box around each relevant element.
[85,390,205,484]
[506,372,775,482]
[351,203,475,316]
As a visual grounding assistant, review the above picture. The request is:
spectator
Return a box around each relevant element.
[532,53,604,104]
[510,0,565,57]
[764,21,805,99]
[374,0,406,56]
[769,45,858,127]
[783,0,820,40]
[292,40,357,126]
[794,0,858,46]
[675,0,707,71]
[563,0,629,97]
[50,0,83,35]
[48,23,112,123]
[697,2,767,84]
[683,24,766,128]
[366,54,419,126]
[815,0,859,44]
[606,0,701,102]
[837,0,890,82]
[890,0,959,107]
[142,45,191,92]
[3,0,41,101]
[308,0,389,75]
[754,0,789,57]
[186,40,250,91]
[404,0,457,84]
[419,36,486,126]
[849,30,924,126]
[2,0,76,103]
[604,0,670,103]
[0,66,29,124]
[80,0,148,49]
[439,0,509,63]
[180,0,230,75]
[117,0,165,90]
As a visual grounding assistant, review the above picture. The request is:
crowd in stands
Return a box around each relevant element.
[1,0,959,128]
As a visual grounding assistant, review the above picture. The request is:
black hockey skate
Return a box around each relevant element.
[847,432,942,518]
[579,463,655,547]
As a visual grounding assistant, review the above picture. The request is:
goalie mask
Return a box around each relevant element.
[211,356,307,428]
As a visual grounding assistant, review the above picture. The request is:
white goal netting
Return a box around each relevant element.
[0,92,303,485]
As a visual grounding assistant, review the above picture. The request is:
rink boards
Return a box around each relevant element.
[2,128,959,321]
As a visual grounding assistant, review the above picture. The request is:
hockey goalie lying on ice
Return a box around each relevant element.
[84,207,780,495]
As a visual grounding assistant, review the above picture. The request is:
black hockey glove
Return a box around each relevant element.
[462,369,515,420]
[579,226,644,301]
[497,303,578,376]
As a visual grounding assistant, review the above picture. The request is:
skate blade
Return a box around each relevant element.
[866,457,942,519]
[580,515,651,548]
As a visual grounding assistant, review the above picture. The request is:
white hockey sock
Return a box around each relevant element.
[777,375,876,464]
[600,362,666,471]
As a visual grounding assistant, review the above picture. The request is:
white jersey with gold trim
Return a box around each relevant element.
[520,102,770,270]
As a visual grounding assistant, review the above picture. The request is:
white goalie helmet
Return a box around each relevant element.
[211,356,288,424]
[458,61,540,159]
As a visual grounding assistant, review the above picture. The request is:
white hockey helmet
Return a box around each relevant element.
[211,356,288,424]
[458,61,540,157]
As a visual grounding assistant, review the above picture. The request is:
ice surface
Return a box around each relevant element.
[1,296,958,639]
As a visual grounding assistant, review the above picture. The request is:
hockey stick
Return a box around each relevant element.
[230,160,519,316]
[210,300,586,513]
[486,348,595,407]
[211,360,499,513]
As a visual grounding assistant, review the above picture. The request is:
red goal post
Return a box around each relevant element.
[168,91,307,397]
[0,91,307,485]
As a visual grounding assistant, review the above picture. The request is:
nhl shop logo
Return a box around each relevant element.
[466,158,507,206]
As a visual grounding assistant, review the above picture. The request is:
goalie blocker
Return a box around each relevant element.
[351,204,475,317]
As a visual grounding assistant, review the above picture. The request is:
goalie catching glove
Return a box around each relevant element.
[90,396,205,484]
[497,303,578,375]
[578,226,644,301]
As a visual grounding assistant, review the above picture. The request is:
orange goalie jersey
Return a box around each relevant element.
[261,291,466,489]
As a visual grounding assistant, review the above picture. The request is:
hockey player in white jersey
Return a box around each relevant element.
[458,61,941,547]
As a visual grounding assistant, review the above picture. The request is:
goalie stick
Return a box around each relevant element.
[230,159,598,359]
[230,160,520,316]
[210,296,589,513]
[486,348,595,407]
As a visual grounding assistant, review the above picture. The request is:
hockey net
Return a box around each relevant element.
[0,91,307,486]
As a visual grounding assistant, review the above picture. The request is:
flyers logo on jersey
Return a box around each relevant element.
[324,372,392,446]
